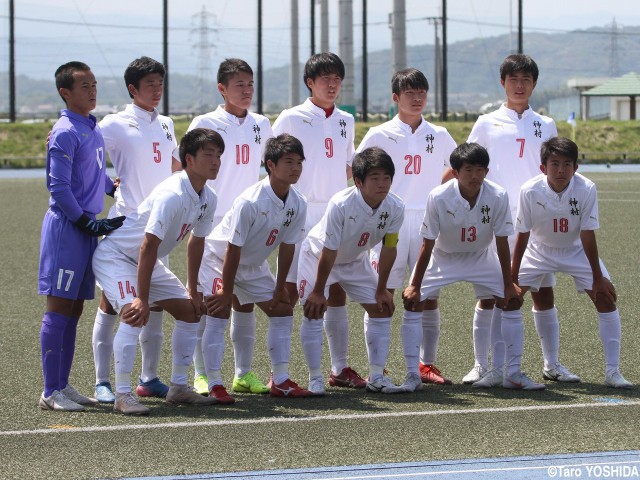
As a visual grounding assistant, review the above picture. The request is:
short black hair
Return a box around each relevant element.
[217,58,253,85]
[392,68,429,96]
[178,128,225,168]
[449,143,490,171]
[263,134,305,175]
[540,137,578,166]
[124,56,165,99]
[500,54,539,82]
[352,147,395,182]
[303,52,345,92]
[54,61,91,102]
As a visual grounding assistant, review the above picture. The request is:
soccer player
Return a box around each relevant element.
[298,147,405,395]
[181,58,273,395]
[199,133,309,400]
[272,52,365,390]
[356,68,456,388]
[92,128,222,415]
[464,54,562,387]
[512,137,633,389]
[38,61,124,411]
[402,143,544,391]
[92,56,179,404]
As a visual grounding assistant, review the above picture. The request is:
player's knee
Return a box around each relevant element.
[478,298,495,310]
[593,295,616,313]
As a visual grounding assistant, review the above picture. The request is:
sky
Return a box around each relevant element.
[1,0,640,80]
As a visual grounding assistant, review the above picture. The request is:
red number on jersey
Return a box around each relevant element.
[516,138,525,158]
[371,260,379,273]
[153,142,161,164]
[325,138,334,158]
[212,277,223,294]
[553,218,569,233]
[118,280,137,299]
[299,279,307,299]
[404,154,422,174]
[460,226,477,242]
[236,144,250,165]
[266,228,279,246]
[357,232,370,247]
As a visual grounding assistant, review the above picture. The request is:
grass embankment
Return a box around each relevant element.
[1,118,639,168]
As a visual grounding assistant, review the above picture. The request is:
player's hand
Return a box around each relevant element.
[268,286,291,311]
[190,292,207,318]
[303,291,327,320]
[591,276,617,305]
[205,290,233,318]
[121,298,150,328]
[375,289,395,316]
[499,283,523,309]
[74,214,126,236]
[402,285,421,311]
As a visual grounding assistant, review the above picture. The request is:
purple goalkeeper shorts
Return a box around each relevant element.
[38,208,97,300]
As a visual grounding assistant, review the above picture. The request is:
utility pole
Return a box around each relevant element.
[517,0,523,54]
[441,0,447,120]
[390,0,406,74]
[427,16,442,116]
[290,0,300,106]
[310,0,315,55]
[163,0,169,116]
[320,0,329,52]
[9,0,16,122]
[257,0,263,114]
[362,0,368,122]
[338,0,354,105]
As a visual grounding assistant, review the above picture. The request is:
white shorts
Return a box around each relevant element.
[370,209,423,289]
[93,242,188,313]
[297,240,380,305]
[418,248,506,301]
[198,253,276,306]
[286,203,327,284]
[518,242,610,293]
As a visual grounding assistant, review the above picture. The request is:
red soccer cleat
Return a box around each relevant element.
[270,378,314,398]
[329,366,367,389]
[208,385,235,405]
[419,362,453,385]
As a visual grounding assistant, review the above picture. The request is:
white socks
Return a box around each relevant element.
[501,310,524,378]
[230,309,256,378]
[193,318,207,377]
[171,320,199,386]
[533,307,559,370]
[364,314,392,380]
[324,306,349,375]
[300,317,324,379]
[113,322,142,393]
[472,306,492,370]
[268,316,293,385]
[598,309,622,375]
[202,315,229,388]
[139,310,164,382]
[420,309,440,365]
[490,306,505,371]
[93,308,117,384]
[402,310,422,374]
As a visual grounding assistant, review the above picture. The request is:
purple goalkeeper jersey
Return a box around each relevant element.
[46,109,113,221]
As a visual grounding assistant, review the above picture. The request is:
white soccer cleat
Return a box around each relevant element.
[503,372,546,390]
[471,368,503,388]
[62,384,99,405]
[543,364,580,383]
[366,376,406,394]
[114,392,150,415]
[39,390,84,412]
[462,365,488,384]
[308,376,326,396]
[401,372,424,392]
[605,370,634,389]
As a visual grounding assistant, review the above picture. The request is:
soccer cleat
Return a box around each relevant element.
[419,363,453,385]
[328,366,367,389]
[472,368,503,388]
[39,390,84,412]
[503,372,546,390]
[270,378,314,398]
[113,392,150,415]
[61,384,98,405]
[136,377,170,398]
[95,381,116,404]
[209,385,235,405]
[543,364,581,383]
[366,376,406,394]
[232,371,270,394]
[401,372,424,392]
[193,374,209,396]
[166,383,218,406]
[308,377,326,396]
[462,365,488,384]
[605,370,634,389]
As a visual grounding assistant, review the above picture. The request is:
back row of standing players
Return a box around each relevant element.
[38,52,632,414]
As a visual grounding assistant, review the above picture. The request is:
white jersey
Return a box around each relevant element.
[99,104,177,216]
[421,179,513,254]
[468,104,557,211]
[516,173,599,249]
[206,177,307,266]
[306,187,404,265]
[184,105,273,218]
[100,170,216,260]
[356,115,455,211]
[272,98,354,205]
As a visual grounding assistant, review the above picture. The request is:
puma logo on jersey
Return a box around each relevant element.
[260,210,270,217]
[348,215,358,223]
[446,210,456,218]
[302,119,314,127]
[325,232,335,239]
[536,201,547,210]
[128,123,139,130]
[493,123,504,128]
[590,215,597,221]
[217,126,228,134]
[387,136,398,143]
[422,222,429,230]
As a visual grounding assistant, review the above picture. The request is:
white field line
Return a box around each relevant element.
[2,400,640,437]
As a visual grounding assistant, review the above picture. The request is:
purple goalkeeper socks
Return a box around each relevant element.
[40,311,69,397]
[59,315,79,390]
